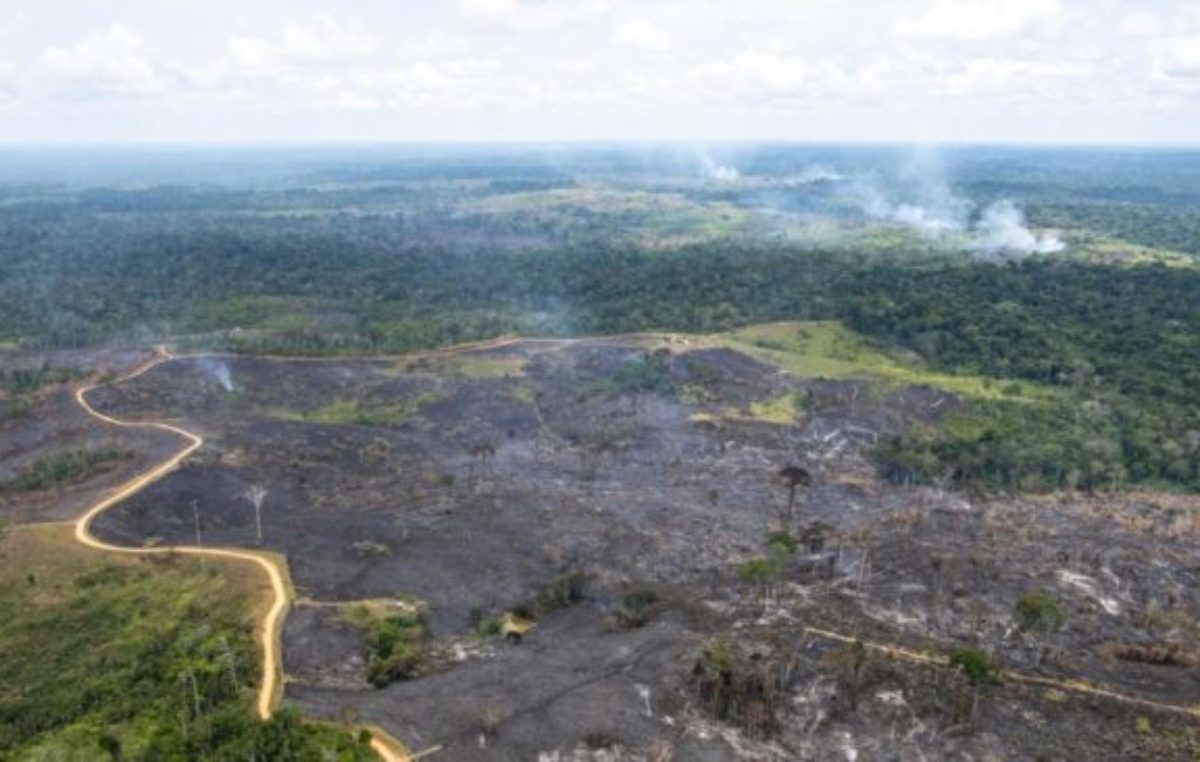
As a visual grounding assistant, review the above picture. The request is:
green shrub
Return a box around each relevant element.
[1015,591,1066,633]
[365,612,427,687]
[949,648,1000,685]
[739,557,778,585]
[766,531,798,554]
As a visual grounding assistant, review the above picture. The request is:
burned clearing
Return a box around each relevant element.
[0,348,181,525]
[72,333,1200,760]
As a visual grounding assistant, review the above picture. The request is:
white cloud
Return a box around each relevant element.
[315,57,507,112]
[458,0,612,31]
[40,24,165,96]
[0,61,17,101]
[1120,12,1163,38]
[899,0,1061,40]
[942,57,1092,97]
[689,50,808,95]
[0,10,29,42]
[613,19,673,51]
[1159,35,1200,78]
[229,15,378,77]
[3,0,1200,143]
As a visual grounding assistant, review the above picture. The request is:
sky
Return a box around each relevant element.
[0,0,1198,145]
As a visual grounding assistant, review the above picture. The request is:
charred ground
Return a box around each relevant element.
[50,330,1200,761]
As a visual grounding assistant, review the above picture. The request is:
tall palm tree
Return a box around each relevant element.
[778,465,812,523]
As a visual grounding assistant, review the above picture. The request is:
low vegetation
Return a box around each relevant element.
[614,587,660,629]
[364,612,429,687]
[693,638,798,739]
[949,648,1001,685]
[0,526,374,759]
[266,392,442,428]
[0,447,133,493]
[1014,591,1066,633]
[0,365,85,396]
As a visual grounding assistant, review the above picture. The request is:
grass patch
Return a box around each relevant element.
[748,393,804,425]
[265,392,442,427]
[445,355,527,379]
[1065,232,1197,269]
[718,321,1055,402]
[688,392,803,428]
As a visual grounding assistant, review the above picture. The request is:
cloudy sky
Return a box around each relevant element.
[0,0,1197,144]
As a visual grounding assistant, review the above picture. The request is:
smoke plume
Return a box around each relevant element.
[833,169,1064,257]
[696,151,740,183]
[197,357,235,391]
[973,199,1065,256]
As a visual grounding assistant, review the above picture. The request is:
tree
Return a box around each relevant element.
[777,465,812,524]
[242,485,268,545]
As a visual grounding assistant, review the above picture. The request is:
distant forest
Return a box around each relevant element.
[1,146,1198,492]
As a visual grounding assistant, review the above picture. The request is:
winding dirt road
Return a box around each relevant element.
[63,337,1200,762]
[73,348,288,720]
[71,348,415,760]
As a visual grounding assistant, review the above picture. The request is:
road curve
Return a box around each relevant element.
[73,348,289,720]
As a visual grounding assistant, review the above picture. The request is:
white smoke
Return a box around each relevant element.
[973,199,1065,257]
[848,179,964,235]
[726,150,1065,258]
[197,357,235,392]
[697,152,740,183]
[845,175,1063,257]
[891,203,963,234]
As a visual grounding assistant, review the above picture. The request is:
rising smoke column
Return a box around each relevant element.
[972,200,1065,257]
[696,150,740,183]
[196,357,235,391]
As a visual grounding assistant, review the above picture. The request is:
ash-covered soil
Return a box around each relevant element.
[83,338,1200,760]
[0,349,181,525]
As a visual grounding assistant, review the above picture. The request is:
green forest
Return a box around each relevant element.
[2,147,1199,494]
